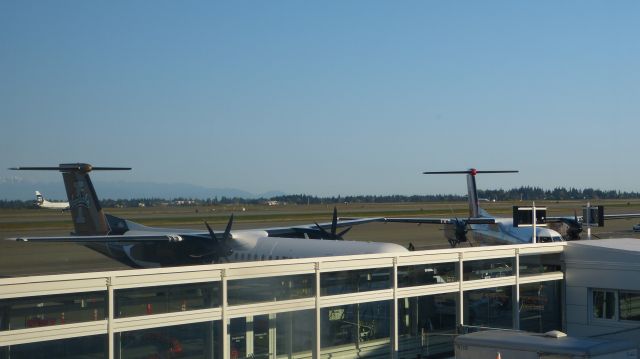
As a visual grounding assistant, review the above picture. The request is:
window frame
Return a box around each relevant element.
[590,288,640,324]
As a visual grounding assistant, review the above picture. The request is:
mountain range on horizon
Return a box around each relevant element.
[0,177,285,201]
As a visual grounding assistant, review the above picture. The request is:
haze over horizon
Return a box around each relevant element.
[2,1,639,197]
[1,175,638,201]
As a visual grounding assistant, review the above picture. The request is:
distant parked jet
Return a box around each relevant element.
[34,191,70,211]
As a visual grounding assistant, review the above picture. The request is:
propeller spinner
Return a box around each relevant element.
[549,211,583,241]
[190,215,234,263]
[444,218,471,248]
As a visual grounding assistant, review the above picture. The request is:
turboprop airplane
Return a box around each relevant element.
[34,191,70,210]
[383,169,640,246]
[382,169,564,247]
[8,163,408,268]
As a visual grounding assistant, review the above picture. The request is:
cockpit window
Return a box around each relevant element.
[552,236,563,242]
[538,236,552,243]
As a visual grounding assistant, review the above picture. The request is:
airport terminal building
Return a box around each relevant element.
[0,239,637,359]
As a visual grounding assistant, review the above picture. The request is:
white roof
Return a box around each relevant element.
[455,330,636,355]
[568,238,640,252]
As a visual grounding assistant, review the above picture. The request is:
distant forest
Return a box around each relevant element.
[2,186,640,209]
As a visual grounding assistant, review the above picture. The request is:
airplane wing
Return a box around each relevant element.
[8,234,186,243]
[355,216,497,248]
[546,213,640,222]
[7,223,233,264]
[264,217,385,237]
[602,213,640,220]
[545,211,640,240]
[7,211,382,244]
[382,217,496,225]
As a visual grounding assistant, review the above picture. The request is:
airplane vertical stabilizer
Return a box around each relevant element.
[35,191,44,205]
[423,169,518,218]
[466,172,480,218]
[61,169,109,235]
[11,164,131,235]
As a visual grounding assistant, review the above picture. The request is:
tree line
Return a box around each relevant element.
[271,186,640,204]
[2,186,640,209]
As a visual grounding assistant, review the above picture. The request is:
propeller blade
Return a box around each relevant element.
[204,221,218,242]
[314,222,332,238]
[223,214,234,241]
[191,218,235,262]
[331,207,338,237]
[313,208,350,240]
[337,226,352,238]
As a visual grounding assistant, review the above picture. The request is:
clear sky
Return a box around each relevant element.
[1,1,639,197]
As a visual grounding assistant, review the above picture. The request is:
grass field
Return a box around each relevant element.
[1,200,640,277]
[3,199,640,231]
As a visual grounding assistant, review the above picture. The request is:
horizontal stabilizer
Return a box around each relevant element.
[603,213,640,220]
[423,170,518,175]
[10,163,131,172]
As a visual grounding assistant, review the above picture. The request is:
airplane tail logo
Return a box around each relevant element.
[12,164,131,235]
[62,170,105,234]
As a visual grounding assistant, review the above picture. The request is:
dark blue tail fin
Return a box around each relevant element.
[11,164,131,235]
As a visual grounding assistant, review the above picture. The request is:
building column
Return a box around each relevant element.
[313,262,321,359]
[457,253,464,329]
[392,257,399,359]
[514,249,520,330]
[108,277,116,359]
[246,315,254,356]
[269,313,277,359]
[222,269,229,359]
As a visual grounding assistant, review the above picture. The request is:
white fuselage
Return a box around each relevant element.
[37,199,70,210]
[117,222,409,267]
[470,218,563,245]
[227,230,408,262]
[35,191,70,210]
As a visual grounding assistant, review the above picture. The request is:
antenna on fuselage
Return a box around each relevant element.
[422,169,518,218]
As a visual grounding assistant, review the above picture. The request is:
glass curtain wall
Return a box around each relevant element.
[397,292,457,359]
[0,292,107,331]
[320,300,391,358]
[115,282,220,318]
[117,321,219,359]
[0,335,107,359]
[229,310,314,359]
[519,281,562,333]
[463,286,513,329]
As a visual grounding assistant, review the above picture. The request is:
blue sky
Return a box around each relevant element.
[1,1,639,197]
